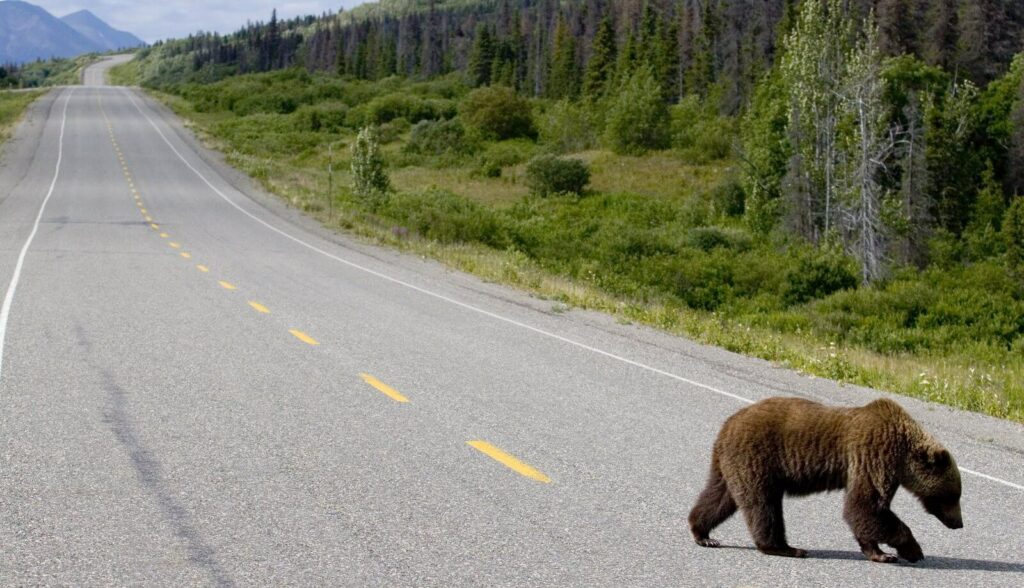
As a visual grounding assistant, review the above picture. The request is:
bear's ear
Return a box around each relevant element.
[925,447,950,471]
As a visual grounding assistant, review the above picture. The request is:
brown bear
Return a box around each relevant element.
[688,397,962,562]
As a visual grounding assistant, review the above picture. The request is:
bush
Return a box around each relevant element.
[1005,196,1024,275]
[783,245,859,305]
[378,117,411,143]
[404,119,471,155]
[686,227,752,252]
[671,96,737,162]
[709,179,746,218]
[538,99,600,153]
[604,66,671,155]
[460,85,536,141]
[294,102,349,132]
[365,92,448,125]
[379,188,508,247]
[525,155,591,196]
[473,140,536,177]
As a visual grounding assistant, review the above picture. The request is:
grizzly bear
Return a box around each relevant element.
[688,397,962,562]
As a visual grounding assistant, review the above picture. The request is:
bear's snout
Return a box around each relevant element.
[939,505,963,529]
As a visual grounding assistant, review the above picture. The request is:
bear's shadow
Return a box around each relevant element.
[717,545,1024,572]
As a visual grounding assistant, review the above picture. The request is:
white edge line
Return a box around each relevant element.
[958,467,1024,491]
[0,87,74,380]
[123,89,1024,494]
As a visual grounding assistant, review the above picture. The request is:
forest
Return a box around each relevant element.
[113,0,1024,421]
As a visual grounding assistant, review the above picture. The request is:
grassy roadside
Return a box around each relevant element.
[107,56,141,87]
[122,72,1022,423]
[0,91,45,148]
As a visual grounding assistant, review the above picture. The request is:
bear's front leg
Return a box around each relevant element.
[844,481,923,563]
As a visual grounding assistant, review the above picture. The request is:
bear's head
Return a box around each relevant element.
[904,445,963,529]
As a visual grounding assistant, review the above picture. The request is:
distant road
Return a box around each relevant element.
[0,59,1022,586]
[82,54,134,86]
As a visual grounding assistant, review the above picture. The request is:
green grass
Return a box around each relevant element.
[145,70,1024,423]
[0,90,44,148]
[108,56,142,86]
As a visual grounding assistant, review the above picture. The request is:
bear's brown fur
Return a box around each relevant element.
[688,397,962,562]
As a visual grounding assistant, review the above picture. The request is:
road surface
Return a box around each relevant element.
[1,56,1023,586]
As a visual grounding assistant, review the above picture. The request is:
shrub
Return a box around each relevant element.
[604,66,671,155]
[538,99,600,153]
[379,188,508,247]
[783,245,859,305]
[686,227,752,252]
[525,155,591,196]
[404,119,471,155]
[232,92,298,116]
[351,126,391,209]
[365,92,448,125]
[1005,196,1024,276]
[378,117,411,143]
[294,102,349,132]
[671,95,737,162]
[473,140,536,177]
[460,85,536,141]
[709,179,746,218]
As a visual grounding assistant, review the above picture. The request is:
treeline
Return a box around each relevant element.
[0,56,94,88]
[145,0,1024,112]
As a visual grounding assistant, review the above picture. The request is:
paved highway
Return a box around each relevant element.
[1,56,1023,586]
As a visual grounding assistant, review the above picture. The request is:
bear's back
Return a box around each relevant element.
[714,397,851,495]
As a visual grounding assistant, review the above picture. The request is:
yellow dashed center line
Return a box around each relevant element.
[218,281,236,290]
[169,242,181,249]
[150,223,159,230]
[248,301,270,314]
[359,374,409,403]
[196,265,209,273]
[159,232,169,238]
[467,441,551,483]
[180,252,192,259]
[289,329,318,346]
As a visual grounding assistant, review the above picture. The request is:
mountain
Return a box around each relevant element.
[0,1,144,64]
[61,9,144,52]
[0,1,96,64]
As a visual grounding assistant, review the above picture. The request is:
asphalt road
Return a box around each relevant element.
[1,56,1022,586]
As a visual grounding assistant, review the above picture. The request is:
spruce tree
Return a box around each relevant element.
[582,16,616,100]
[547,16,580,100]
[468,24,495,86]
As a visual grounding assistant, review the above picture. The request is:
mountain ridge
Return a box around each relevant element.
[61,9,145,53]
[0,1,144,64]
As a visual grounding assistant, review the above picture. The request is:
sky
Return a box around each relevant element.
[20,1,368,43]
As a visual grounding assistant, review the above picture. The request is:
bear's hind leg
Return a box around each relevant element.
[689,462,737,547]
[743,492,808,558]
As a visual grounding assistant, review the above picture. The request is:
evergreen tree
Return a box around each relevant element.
[547,16,580,99]
[685,6,717,97]
[615,31,638,87]
[582,16,616,100]
[468,24,495,86]
[654,16,681,102]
